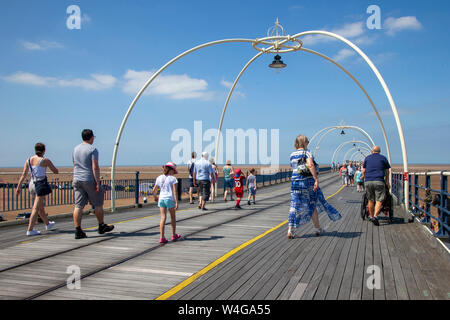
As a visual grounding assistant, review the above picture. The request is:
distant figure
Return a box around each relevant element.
[347,162,355,186]
[288,135,341,239]
[246,168,257,205]
[72,129,114,239]
[223,160,235,202]
[193,152,215,211]
[233,169,246,209]
[362,145,391,226]
[16,143,58,236]
[209,158,219,202]
[187,152,197,204]
[152,162,180,244]
[355,166,364,192]
[339,164,348,186]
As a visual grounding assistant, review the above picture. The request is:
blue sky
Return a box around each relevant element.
[1,0,449,167]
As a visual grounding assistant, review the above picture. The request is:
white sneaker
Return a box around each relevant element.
[26,230,41,236]
[46,221,55,231]
[314,228,325,236]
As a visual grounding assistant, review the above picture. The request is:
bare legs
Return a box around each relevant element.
[159,207,176,239]
[27,196,49,231]
[368,200,383,219]
[73,205,105,228]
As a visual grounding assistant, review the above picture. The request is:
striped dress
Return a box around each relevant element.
[288,149,342,229]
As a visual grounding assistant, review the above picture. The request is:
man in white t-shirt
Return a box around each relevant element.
[193,152,215,211]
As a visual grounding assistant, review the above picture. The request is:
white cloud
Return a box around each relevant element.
[122,69,213,100]
[302,21,365,46]
[333,48,356,62]
[220,79,245,98]
[384,16,422,36]
[21,40,64,51]
[2,72,116,90]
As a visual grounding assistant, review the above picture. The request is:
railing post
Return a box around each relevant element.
[414,174,419,210]
[177,178,182,201]
[439,171,447,237]
[135,171,140,206]
[425,171,431,224]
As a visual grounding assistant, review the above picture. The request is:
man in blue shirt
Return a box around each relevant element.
[193,152,215,211]
[363,146,391,226]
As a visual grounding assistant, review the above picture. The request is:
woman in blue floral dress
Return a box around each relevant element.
[288,135,342,239]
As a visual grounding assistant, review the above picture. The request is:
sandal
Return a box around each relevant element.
[159,237,168,244]
[172,233,181,241]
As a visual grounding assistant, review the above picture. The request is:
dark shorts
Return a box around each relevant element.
[198,180,211,201]
[365,181,386,202]
[224,178,234,189]
[189,178,195,188]
[73,180,104,209]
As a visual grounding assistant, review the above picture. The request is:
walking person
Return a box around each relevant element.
[348,161,355,186]
[362,146,391,226]
[223,160,234,202]
[72,129,114,239]
[16,143,58,236]
[287,135,342,239]
[246,168,257,205]
[355,166,364,192]
[152,162,181,244]
[209,158,219,202]
[187,152,197,204]
[233,169,246,209]
[339,164,348,186]
[193,152,215,211]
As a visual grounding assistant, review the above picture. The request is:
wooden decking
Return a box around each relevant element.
[0,173,448,300]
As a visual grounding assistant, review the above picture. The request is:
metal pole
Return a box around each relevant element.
[110,38,257,211]
[293,30,409,221]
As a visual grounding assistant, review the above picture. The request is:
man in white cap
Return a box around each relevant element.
[193,152,215,211]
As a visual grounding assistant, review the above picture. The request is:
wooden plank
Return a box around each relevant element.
[349,217,368,300]
[362,216,374,300]
[378,223,397,300]
[384,223,409,300]
[320,207,361,300]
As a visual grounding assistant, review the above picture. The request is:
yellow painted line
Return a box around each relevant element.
[155,184,346,300]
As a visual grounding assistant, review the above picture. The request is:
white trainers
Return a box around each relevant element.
[26,230,41,236]
[314,228,325,236]
[46,221,55,231]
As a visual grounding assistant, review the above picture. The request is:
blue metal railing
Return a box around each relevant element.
[392,171,449,239]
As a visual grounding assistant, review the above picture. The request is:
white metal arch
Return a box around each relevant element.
[350,150,369,162]
[112,29,409,221]
[343,146,371,163]
[331,140,373,165]
[311,125,376,159]
[309,125,375,150]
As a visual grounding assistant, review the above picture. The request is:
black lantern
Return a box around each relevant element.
[340,130,345,135]
[269,54,286,69]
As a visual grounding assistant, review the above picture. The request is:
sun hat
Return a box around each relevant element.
[226,160,231,165]
[163,161,178,174]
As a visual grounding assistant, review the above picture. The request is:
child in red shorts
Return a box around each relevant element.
[234,169,246,209]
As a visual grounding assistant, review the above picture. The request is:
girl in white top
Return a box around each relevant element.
[152,162,180,244]
[16,143,59,236]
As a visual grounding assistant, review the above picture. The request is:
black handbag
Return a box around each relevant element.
[28,158,52,197]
